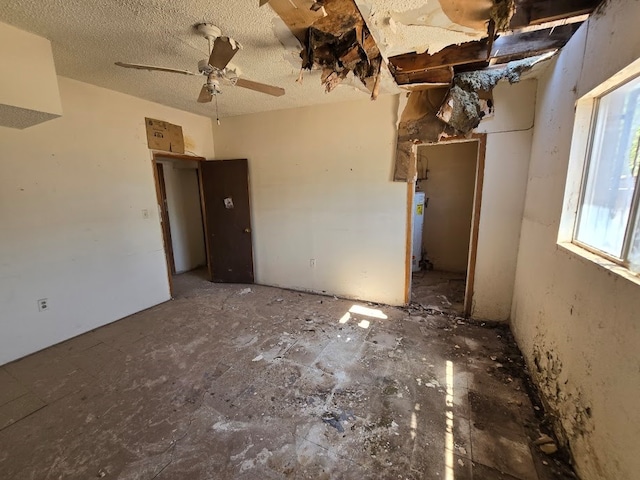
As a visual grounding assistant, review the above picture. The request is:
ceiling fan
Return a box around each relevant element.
[115,23,285,104]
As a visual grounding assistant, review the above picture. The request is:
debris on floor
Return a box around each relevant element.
[0,269,577,479]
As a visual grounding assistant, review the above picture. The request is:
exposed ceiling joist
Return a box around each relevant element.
[510,0,600,29]
[394,67,454,86]
[491,22,582,64]
[389,37,491,76]
[262,0,384,99]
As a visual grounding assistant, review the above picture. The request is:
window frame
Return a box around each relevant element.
[571,73,640,274]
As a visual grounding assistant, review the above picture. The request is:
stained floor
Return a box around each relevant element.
[0,270,574,479]
[411,270,466,315]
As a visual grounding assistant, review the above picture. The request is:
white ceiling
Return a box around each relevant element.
[0,0,486,119]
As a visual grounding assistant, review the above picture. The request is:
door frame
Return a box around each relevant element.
[403,134,486,317]
[151,152,206,297]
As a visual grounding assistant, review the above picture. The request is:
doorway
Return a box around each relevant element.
[154,155,207,295]
[408,138,485,316]
[152,154,255,297]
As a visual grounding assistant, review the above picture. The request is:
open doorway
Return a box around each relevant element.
[153,155,208,296]
[409,138,484,316]
[152,154,255,298]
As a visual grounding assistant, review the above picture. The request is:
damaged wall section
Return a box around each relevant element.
[510,1,640,478]
[393,56,544,181]
[397,79,537,321]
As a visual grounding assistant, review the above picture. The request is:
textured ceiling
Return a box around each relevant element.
[0,0,485,119]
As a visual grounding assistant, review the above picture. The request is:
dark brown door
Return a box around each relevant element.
[199,159,254,283]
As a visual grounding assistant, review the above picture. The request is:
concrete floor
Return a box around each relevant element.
[411,270,467,315]
[0,270,575,479]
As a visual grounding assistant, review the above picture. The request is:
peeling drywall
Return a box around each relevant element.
[394,88,455,181]
[393,57,541,182]
[355,0,486,57]
[393,54,549,181]
[530,336,601,475]
[438,0,494,31]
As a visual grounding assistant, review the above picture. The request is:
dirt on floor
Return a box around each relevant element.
[0,270,576,479]
[411,269,467,316]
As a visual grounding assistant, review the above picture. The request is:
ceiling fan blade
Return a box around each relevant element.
[208,37,240,70]
[235,78,285,97]
[197,85,213,103]
[115,62,199,76]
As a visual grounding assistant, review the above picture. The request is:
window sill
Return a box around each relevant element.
[557,242,640,287]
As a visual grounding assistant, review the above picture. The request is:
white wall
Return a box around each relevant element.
[417,142,477,273]
[211,81,535,314]
[160,159,206,273]
[0,21,62,129]
[0,76,214,365]
[472,79,536,320]
[213,96,408,306]
[511,1,640,478]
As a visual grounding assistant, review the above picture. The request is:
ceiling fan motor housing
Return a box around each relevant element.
[196,23,222,40]
[206,77,222,95]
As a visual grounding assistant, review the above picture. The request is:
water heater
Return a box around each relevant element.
[412,192,426,272]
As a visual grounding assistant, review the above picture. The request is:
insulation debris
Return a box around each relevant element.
[437,56,543,133]
[393,88,456,181]
[394,55,548,181]
[303,0,383,97]
[490,0,516,31]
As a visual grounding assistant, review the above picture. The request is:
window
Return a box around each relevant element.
[574,74,640,273]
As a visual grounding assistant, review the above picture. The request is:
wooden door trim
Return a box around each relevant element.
[152,161,175,295]
[151,152,206,162]
[197,162,213,281]
[404,183,415,305]
[464,135,486,317]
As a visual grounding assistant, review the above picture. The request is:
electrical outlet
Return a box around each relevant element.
[37,298,48,312]
[310,259,316,268]
[142,209,150,219]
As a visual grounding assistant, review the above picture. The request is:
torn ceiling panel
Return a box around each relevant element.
[389,36,493,79]
[393,54,550,182]
[263,0,386,99]
[354,0,489,58]
[438,0,496,31]
[0,0,601,119]
[261,0,326,43]
[385,0,599,89]
[394,87,455,181]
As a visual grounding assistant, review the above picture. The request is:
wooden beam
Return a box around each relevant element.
[491,23,582,61]
[394,66,454,86]
[510,0,599,29]
[389,37,491,74]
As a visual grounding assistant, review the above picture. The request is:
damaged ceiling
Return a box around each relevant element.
[0,0,601,119]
